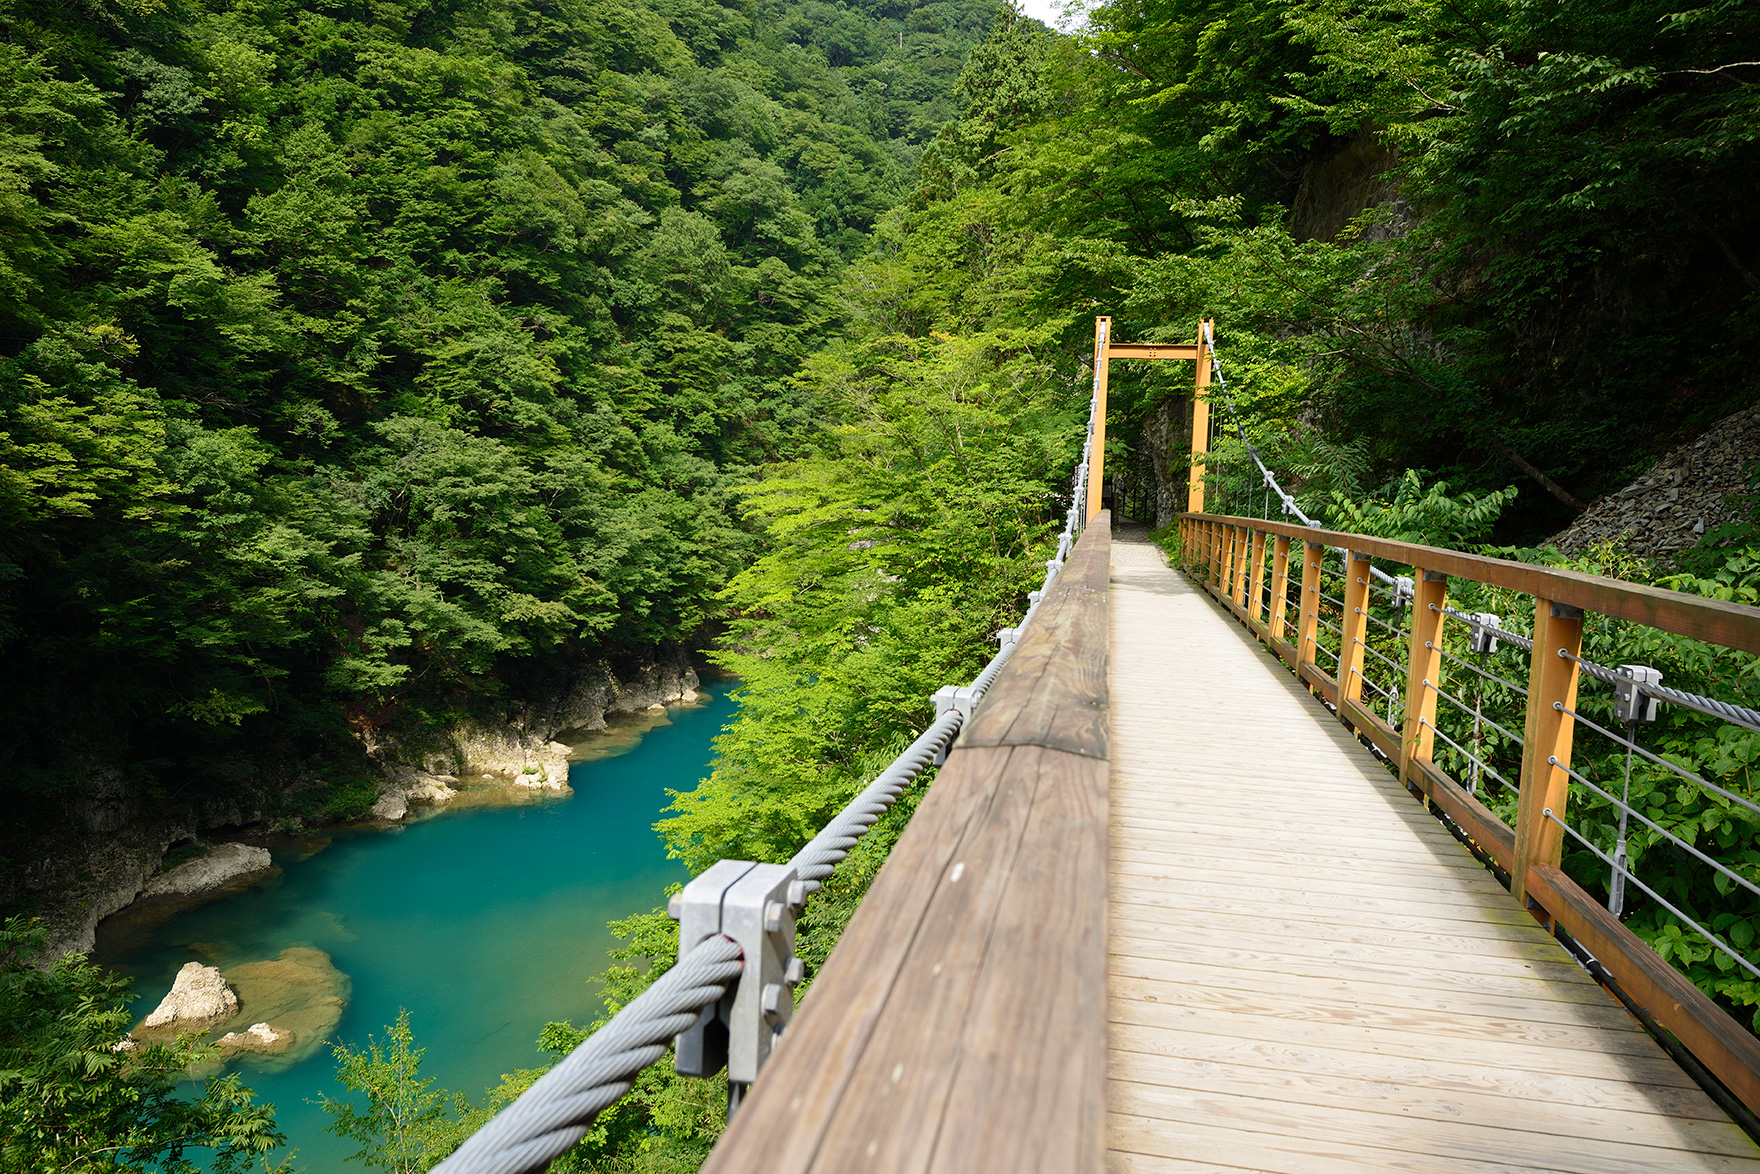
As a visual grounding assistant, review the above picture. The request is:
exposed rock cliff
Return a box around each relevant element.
[1550,401,1760,563]
[139,844,274,900]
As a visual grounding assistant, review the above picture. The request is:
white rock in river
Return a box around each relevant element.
[140,843,273,899]
[218,1022,293,1054]
[370,789,409,821]
[140,962,238,1029]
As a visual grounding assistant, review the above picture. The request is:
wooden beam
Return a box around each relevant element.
[1105,344,1200,361]
[1188,321,1211,514]
[1086,317,1110,523]
[1401,570,1447,796]
[702,517,1111,1174]
[1296,539,1322,678]
[1338,549,1372,708]
[1269,535,1292,642]
[1179,513,1760,655]
[1512,598,1583,906]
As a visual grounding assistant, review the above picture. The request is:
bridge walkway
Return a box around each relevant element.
[1106,530,1760,1173]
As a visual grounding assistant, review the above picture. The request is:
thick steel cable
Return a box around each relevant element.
[1560,648,1760,735]
[789,709,966,890]
[434,936,745,1174]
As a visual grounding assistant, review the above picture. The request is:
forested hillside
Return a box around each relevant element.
[7,0,1760,1168]
[0,0,997,879]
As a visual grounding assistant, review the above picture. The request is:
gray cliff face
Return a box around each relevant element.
[1550,401,1760,564]
[362,655,701,799]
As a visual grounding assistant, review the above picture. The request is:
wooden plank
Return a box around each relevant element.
[1110,1081,1760,1174]
[1182,512,1760,654]
[959,517,1109,757]
[1106,1022,1728,1120]
[1106,930,1607,997]
[1107,954,1643,1033]
[1107,1053,1760,1157]
[1110,998,1701,1087]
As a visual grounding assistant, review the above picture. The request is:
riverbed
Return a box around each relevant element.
[95,685,735,1170]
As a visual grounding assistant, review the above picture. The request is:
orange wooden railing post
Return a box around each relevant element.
[1513,600,1584,906]
[1296,539,1323,675]
[1339,549,1372,706]
[1401,570,1448,797]
[1086,317,1110,523]
[1248,529,1267,626]
[1188,320,1212,513]
[1269,535,1292,642]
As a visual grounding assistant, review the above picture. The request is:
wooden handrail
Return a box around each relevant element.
[1183,513,1760,653]
[1177,510,1760,1122]
[702,515,1112,1174]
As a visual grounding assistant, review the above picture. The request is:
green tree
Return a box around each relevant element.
[0,918,285,1174]
[321,1010,467,1174]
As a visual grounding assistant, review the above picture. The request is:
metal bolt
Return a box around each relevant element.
[787,880,808,911]
[762,983,786,1018]
[764,901,785,934]
[785,957,806,987]
[667,893,682,920]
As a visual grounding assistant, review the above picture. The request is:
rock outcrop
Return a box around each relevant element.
[139,843,274,900]
[219,947,349,1066]
[139,962,238,1029]
[369,789,410,821]
[365,656,702,795]
[1551,401,1760,564]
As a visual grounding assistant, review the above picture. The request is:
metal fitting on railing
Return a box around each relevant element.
[670,861,805,1111]
[1613,664,1663,724]
[931,685,979,765]
[994,627,1019,653]
[1391,576,1414,609]
[1467,612,1501,655]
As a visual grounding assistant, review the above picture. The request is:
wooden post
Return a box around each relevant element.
[1269,536,1292,642]
[1296,539,1322,673]
[1513,599,1584,906]
[1086,317,1110,523]
[1338,549,1372,704]
[1221,526,1237,604]
[1234,527,1252,613]
[1401,570,1448,796]
[1188,319,1212,513]
[1248,529,1267,623]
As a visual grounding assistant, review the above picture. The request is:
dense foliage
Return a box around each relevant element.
[0,0,1002,865]
[0,917,285,1173]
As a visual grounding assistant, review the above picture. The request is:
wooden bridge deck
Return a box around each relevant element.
[1106,531,1760,1173]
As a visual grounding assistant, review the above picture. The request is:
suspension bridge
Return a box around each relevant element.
[435,321,1760,1173]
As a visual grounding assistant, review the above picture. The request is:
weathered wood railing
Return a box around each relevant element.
[701,515,1113,1174]
[1179,511,1760,1120]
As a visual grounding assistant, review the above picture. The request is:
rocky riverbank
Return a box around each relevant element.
[10,651,703,961]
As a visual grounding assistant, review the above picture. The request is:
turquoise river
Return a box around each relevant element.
[96,685,736,1170]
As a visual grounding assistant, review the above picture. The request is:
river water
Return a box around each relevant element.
[96,685,734,1170]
